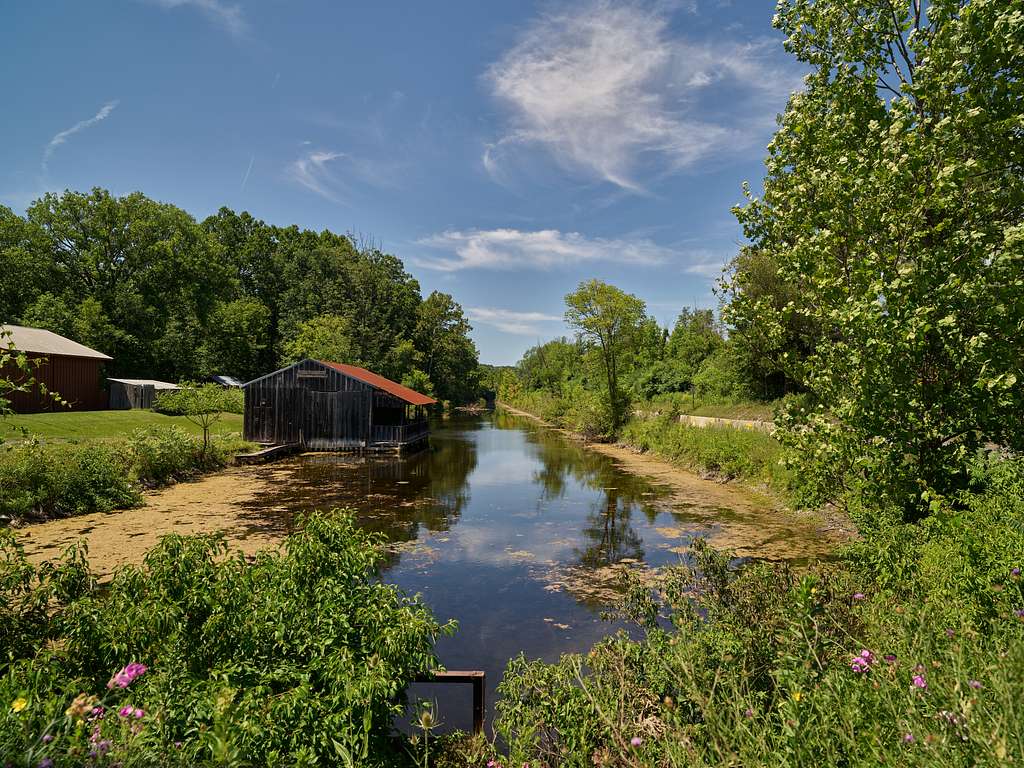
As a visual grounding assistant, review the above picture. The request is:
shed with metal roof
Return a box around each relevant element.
[242,359,435,451]
[108,378,180,410]
[1,324,112,412]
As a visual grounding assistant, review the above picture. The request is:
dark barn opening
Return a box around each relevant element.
[243,359,435,452]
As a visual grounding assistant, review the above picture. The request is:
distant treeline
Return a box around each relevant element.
[0,189,478,403]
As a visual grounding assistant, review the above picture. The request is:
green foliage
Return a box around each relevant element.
[565,280,648,429]
[153,384,242,455]
[729,0,1024,519]
[691,343,755,402]
[497,458,1024,767]
[129,427,243,487]
[620,415,789,489]
[0,428,245,522]
[0,511,454,766]
[4,190,480,400]
[282,313,355,365]
[0,440,139,521]
[198,298,271,382]
[414,292,479,404]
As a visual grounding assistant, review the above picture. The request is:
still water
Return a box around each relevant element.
[232,410,833,731]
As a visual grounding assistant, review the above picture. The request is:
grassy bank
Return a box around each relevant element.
[0,427,251,523]
[2,410,244,441]
[620,414,790,493]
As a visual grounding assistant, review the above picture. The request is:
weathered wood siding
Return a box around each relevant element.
[109,381,159,410]
[244,359,377,449]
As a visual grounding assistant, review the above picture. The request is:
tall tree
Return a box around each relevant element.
[414,291,478,403]
[564,280,647,429]
[24,188,231,378]
[732,0,1024,519]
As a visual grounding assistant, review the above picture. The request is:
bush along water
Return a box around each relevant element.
[0,427,249,523]
[494,456,1024,767]
[0,511,456,767]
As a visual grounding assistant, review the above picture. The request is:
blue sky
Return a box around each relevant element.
[2,0,802,365]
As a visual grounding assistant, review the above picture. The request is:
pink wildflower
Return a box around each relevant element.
[968,680,982,689]
[108,662,148,689]
[630,736,642,747]
[119,706,134,718]
[884,654,897,664]
[912,674,928,690]
[852,592,865,601]
[903,733,915,743]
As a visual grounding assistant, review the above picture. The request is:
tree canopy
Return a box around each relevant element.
[1,189,479,402]
[729,0,1024,519]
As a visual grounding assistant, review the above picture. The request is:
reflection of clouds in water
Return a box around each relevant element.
[444,524,579,567]
[466,450,541,486]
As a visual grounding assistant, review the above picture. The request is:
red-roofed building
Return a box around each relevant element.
[242,358,435,451]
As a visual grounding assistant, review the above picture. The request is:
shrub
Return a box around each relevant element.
[0,511,454,766]
[0,441,140,521]
[129,427,242,486]
[0,429,250,522]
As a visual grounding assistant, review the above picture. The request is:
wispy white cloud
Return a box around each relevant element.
[415,228,674,272]
[484,1,801,190]
[466,307,563,335]
[240,154,255,190]
[682,250,729,279]
[41,101,119,175]
[147,0,249,38]
[286,150,346,202]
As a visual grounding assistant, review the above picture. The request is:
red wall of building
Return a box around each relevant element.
[2,353,108,413]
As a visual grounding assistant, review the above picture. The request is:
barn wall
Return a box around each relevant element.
[2,353,108,413]
[244,359,375,449]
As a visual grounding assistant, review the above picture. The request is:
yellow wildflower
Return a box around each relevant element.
[11,697,28,713]
[792,691,803,702]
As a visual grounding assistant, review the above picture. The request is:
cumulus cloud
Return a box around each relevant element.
[484,1,801,190]
[466,307,563,335]
[147,0,249,38]
[415,228,674,271]
[42,101,119,175]
[286,150,346,202]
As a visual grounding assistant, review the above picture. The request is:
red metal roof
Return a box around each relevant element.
[319,361,437,406]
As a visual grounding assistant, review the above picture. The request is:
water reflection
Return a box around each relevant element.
[231,411,832,731]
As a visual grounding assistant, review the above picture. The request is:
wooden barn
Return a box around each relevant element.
[243,359,435,451]
[0,324,111,412]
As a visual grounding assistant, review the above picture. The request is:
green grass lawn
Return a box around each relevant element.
[2,410,244,441]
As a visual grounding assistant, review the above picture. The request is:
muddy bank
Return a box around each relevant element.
[16,465,295,578]
[498,403,853,557]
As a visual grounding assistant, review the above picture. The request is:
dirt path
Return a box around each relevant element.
[16,465,295,578]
